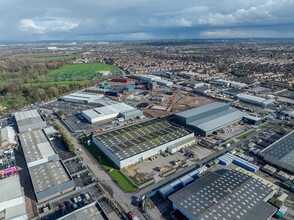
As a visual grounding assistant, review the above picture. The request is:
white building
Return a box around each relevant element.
[18,129,59,168]
[0,175,28,220]
[140,75,161,82]
[60,91,104,104]
[0,126,16,150]
[237,94,275,107]
[82,103,139,124]
[92,119,195,168]
[14,109,47,133]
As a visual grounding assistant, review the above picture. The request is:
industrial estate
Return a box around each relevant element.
[0,40,293,220]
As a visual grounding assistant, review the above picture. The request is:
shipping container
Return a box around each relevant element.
[188,169,200,178]
[179,175,194,186]
[169,179,182,189]
[159,185,175,198]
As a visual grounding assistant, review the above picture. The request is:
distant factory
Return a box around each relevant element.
[92,118,195,168]
[174,102,247,136]
[237,94,275,107]
[139,75,173,87]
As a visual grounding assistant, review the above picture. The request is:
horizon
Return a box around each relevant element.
[0,0,294,41]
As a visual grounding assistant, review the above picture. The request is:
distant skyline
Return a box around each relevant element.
[0,0,294,41]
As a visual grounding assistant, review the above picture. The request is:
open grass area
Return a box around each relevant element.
[34,55,76,61]
[80,136,137,192]
[26,80,90,87]
[236,129,256,140]
[48,63,119,80]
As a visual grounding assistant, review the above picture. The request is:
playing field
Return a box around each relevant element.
[48,63,119,80]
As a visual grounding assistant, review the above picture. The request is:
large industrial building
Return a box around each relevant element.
[0,175,28,220]
[169,168,277,220]
[60,91,104,104]
[237,94,275,107]
[174,102,247,136]
[82,103,143,124]
[19,129,59,168]
[259,130,294,174]
[0,126,16,150]
[92,118,195,168]
[29,160,75,203]
[14,109,47,132]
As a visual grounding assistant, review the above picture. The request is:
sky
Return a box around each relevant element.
[0,0,294,41]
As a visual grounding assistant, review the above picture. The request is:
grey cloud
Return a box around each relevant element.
[0,0,293,41]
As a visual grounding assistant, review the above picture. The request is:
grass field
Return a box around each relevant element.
[80,137,137,192]
[48,63,119,80]
[34,55,76,61]
[26,80,90,87]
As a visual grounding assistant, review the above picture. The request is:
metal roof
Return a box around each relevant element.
[0,126,16,147]
[175,102,228,119]
[61,91,104,102]
[0,175,27,220]
[19,129,57,164]
[188,109,247,133]
[82,103,135,120]
[259,130,294,173]
[59,202,106,220]
[94,118,193,160]
[14,109,45,127]
[29,160,71,194]
[169,169,276,220]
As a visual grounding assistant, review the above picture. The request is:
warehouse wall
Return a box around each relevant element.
[93,133,194,168]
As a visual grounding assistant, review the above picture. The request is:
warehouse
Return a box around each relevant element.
[19,129,59,168]
[120,109,144,120]
[29,160,75,203]
[140,75,161,82]
[174,102,247,136]
[258,130,294,174]
[243,115,263,126]
[0,126,16,150]
[154,79,173,87]
[237,94,275,107]
[0,175,27,220]
[14,109,47,133]
[92,118,194,168]
[60,91,104,104]
[169,168,277,220]
[82,103,141,124]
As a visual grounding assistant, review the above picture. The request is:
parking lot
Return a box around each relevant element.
[40,185,103,219]
[125,144,213,183]
[51,137,76,160]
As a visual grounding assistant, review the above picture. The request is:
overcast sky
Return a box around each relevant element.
[0,0,294,41]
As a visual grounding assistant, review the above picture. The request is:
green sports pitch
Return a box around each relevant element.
[48,63,119,80]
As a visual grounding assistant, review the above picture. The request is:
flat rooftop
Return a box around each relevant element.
[94,118,192,160]
[61,91,104,101]
[188,109,247,132]
[83,103,135,120]
[259,130,294,172]
[169,169,276,220]
[19,129,56,164]
[14,109,44,127]
[59,202,106,220]
[0,175,27,220]
[29,160,71,194]
[0,175,23,202]
[175,102,228,119]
